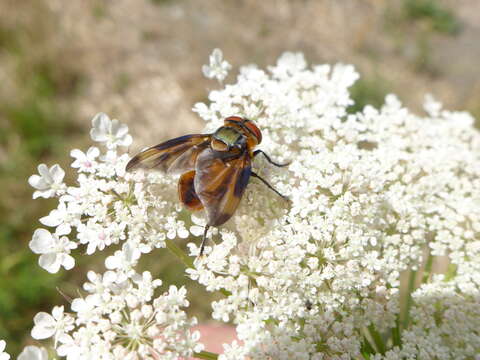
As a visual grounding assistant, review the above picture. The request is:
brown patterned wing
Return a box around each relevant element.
[126,134,210,174]
[194,148,251,226]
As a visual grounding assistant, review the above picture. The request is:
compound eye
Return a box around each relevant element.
[224,116,244,124]
[244,120,262,144]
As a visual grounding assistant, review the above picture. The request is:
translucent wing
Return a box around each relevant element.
[126,134,210,174]
[194,148,251,226]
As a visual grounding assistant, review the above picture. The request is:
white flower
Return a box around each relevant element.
[18,346,48,360]
[28,164,66,199]
[202,48,231,82]
[104,243,141,282]
[70,147,100,173]
[39,201,81,235]
[29,228,77,273]
[0,340,10,360]
[90,113,132,149]
[71,296,100,324]
[31,306,74,343]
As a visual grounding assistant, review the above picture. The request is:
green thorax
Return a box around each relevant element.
[213,126,242,147]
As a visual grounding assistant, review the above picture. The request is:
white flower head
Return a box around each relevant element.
[28,164,66,199]
[0,340,10,360]
[23,51,480,359]
[90,113,132,149]
[202,48,232,82]
[18,346,48,360]
[29,228,77,273]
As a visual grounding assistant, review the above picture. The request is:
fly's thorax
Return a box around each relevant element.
[211,126,246,152]
[223,116,262,145]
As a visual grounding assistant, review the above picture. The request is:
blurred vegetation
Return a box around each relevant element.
[384,0,461,79]
[348,76,390,114]
[150,0,175,5]
[403,0,461,35]
[0,4,82,354]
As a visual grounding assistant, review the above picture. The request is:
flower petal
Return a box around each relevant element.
[18,346,48,360]
[51,306,64,320]
[29,229,53,254]
[70,149,85,160]
[86,146,100,159]
[90,128,109,142]
[49,164,65,183]
[37,164,53,184]
[39,253,61,273]
[62,254,75,270]
[28,174,49,191]
[39,211,62,227]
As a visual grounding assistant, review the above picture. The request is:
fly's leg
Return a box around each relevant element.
[251,172,289,201]
[199,224,211,256]
[253,150,290,167]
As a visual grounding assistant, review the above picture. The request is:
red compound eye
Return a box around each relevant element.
[224,116,262,144]
[244,120,262,144]
[224,116,244,123]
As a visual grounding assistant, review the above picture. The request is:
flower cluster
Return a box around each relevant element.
[27,113,202,358]
[30,271,201,359]
[189,52,480,359]
[27,112,191,274]
[24,50,480,359]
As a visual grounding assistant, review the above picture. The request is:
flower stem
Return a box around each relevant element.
[402,269,417,329]
[421,252,433,284]
[361,352,372,360]
[165,238,194,268]
[194,350,219,360]
[367,323,386,354]
[392,314,402,347]
[360,334,375,356]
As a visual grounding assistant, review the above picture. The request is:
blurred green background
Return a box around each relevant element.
[0,0,479,355]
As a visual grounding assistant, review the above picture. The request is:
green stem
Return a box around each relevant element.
[367,323,386,354]
[361,352,372,360]
[193,350,219,360]
[165,238,194,268]
[392,314,402,347]
[421,252,433,284]
[403,269,417,330]
[360,334,376,356]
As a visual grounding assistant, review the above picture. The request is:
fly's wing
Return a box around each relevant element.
[126,134,210,174]
[194,148,251,226]
[178,170,203,211]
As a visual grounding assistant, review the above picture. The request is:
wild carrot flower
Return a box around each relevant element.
[25,50,480,359]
